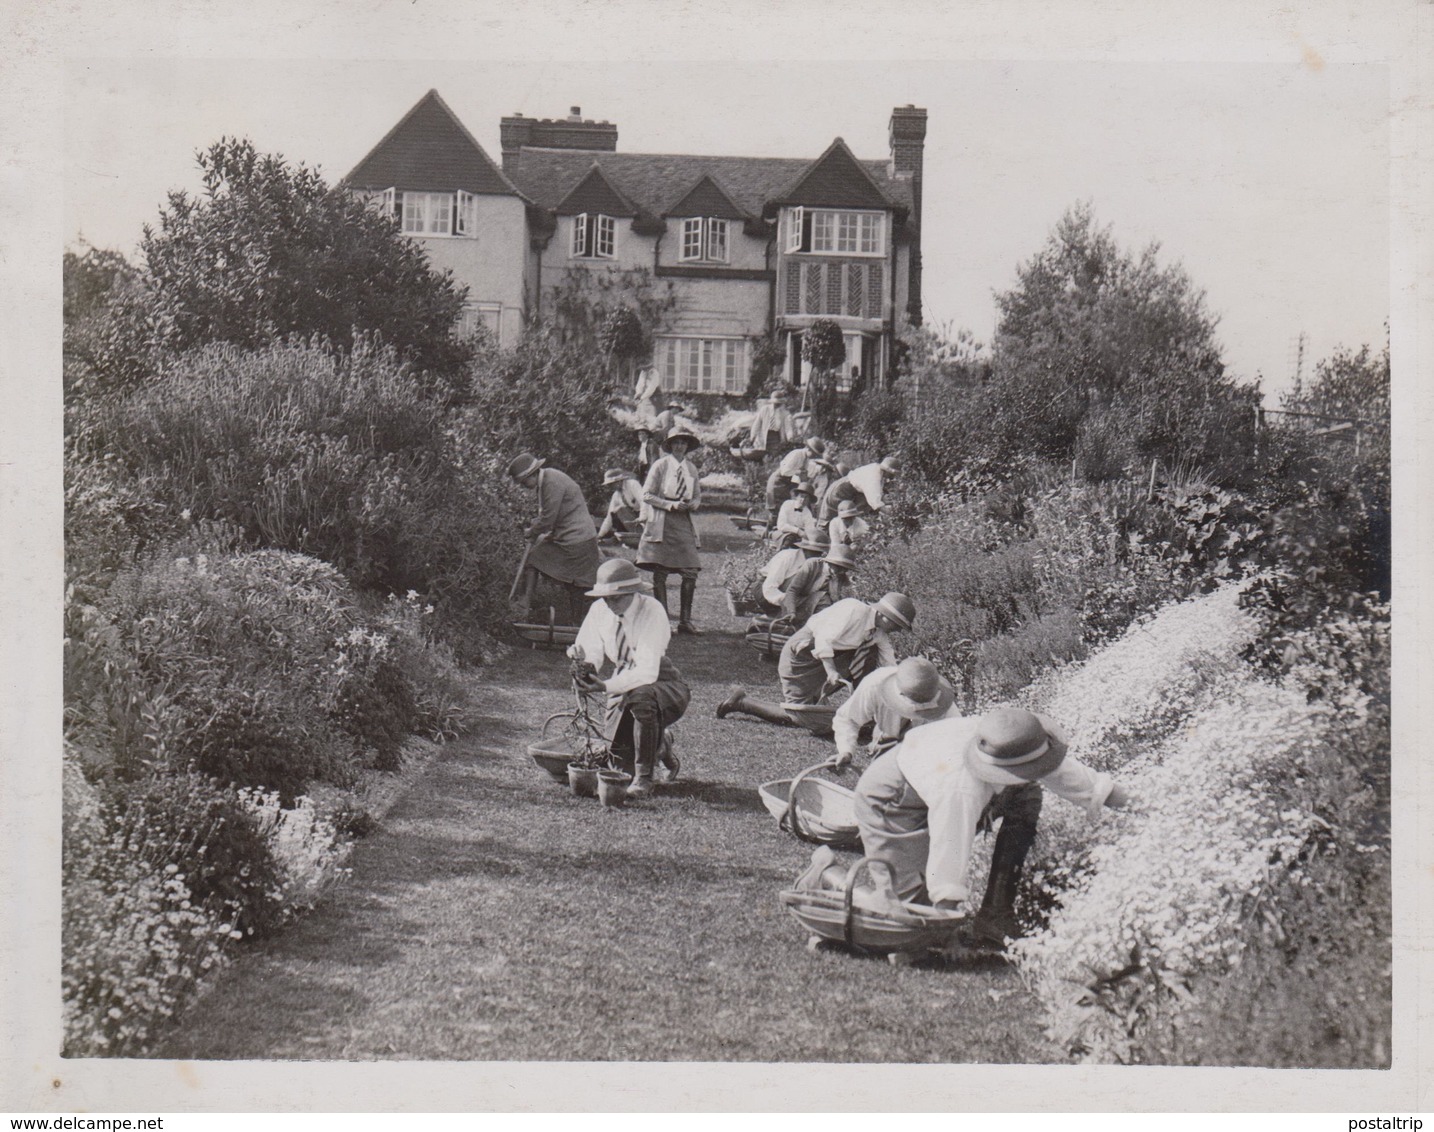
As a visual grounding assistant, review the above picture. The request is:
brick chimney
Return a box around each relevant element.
[499,107,618,170]
[889,104,927,325]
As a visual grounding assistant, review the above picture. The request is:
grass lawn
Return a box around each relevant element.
[157,514,1056,1063]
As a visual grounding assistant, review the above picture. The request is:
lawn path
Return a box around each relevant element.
[159,515,1055,1063]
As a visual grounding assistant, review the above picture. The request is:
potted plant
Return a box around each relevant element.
[596,768,632,808]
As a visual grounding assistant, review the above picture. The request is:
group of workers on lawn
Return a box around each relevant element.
[506,384,1129,948]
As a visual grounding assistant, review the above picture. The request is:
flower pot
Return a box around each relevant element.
[596,770,632,808]
[568,764,600,798]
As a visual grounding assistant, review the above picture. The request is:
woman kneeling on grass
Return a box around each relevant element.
[569,559,687,798]
[794,708,1130,947]
[715,592,916,726]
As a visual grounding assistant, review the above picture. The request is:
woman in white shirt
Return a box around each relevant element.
[715,592,915,726]
[827,499,871,550]
[772,480,816,548]
[796,708,1130,947]
[569,559,689,797]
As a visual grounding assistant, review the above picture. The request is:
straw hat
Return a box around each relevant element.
[661,430,702,453]
[879,657,955,720]
[836,500,865,520]
[506,453,545,480]
[964,707,1069,785]
[821,544,857,570]
[586,558,651,599]
[874,592,916,631]
[603,468,637,486]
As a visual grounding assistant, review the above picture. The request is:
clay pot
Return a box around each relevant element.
[596,769,632,808]
[568,764,599,798]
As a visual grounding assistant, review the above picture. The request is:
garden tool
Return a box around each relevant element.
[508,542,536,603]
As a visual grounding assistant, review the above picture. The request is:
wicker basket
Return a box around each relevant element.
[780,858,965,955]
[757,761,861,848]
[745,618,793,660]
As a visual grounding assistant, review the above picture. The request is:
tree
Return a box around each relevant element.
[598,305,647,387]
[801,318,847,433]
[138,137,471,384]
[989,202,1259,478]
[1282,336,1390,426]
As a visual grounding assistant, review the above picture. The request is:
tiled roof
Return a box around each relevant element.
[508,146,913,222]
[663,174,748,220]
[554,165,639,217]
[345,89,522,198]
[768,138,898,211]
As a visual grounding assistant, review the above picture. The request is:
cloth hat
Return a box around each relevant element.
[879,454,900,473]
[805,437,827,456]
[836,500,865,519]
[964,707,1069,785]
[770,388,790,404]
[792,479,816,498]
[821,544,857,570]
[661,430,702,453]
[586,558,651,598]
[506,453,545,480]
[797,529,831,553]
[880,657,955,720]
[874,592,916,631]
[603,468,636,486]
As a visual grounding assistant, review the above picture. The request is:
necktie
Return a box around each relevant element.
[614,615,632,672]
[674,461,689,501]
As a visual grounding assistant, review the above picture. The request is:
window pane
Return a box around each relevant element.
[432,193,452,235]
[597,215,615,257]
[813,211,834,252]
[860,213,881,254]
[708,219,727,262]
[572,214,587,257]
[402,193,423,233]
[682,218,702,260]
[838,213,859,252]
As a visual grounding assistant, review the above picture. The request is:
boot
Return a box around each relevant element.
[651,571,669,617]
[627,715,658,798]
[723,693,798,727]
[715,685,746,719]
[677,574,702,635]
[972,810,1038,948]
[658,730,680,782]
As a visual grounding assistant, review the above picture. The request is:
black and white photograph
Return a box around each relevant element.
[3,0,1429,1115]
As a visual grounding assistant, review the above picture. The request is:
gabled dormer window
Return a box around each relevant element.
[784,207,885,256]
[571,213,617,259]
[680,217,729,263]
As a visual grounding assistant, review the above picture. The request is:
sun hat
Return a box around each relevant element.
[880,657,956,720]
[820,544,857,570]
[879,454,901,473]
[836,500,865,520]
[792,479,816,498]
[603,468,636,486]
[661,430,702,453]
[586,558,651,599]
[805,437,827,456]
[873,592,916,631]
[506,453,545,480]
[797,530,831,553]
[964,707,1069,785]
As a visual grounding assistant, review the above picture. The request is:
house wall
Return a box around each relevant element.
[654,225,768,272]
[410,194,528,345]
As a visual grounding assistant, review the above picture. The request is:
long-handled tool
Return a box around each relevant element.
[508,542,535,603]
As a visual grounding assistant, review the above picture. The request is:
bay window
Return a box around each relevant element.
[656,336,747,394]
[784,207,885,256]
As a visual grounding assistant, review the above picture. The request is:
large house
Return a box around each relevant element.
[345,90,926,395]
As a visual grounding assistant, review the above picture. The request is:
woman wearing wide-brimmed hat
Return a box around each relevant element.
[766,435,826,513]
[771,479,816,549]
[827,497,871,550]
[795,707,1130,946]
[636,429,705,634]
[830,656,960,769]
[568,559,688,798]
[777,540,856,627]
[506,452,601,624]
[716,592,915,727]
[596,468,645,543]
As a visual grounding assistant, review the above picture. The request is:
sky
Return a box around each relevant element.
[64,57,1389,403]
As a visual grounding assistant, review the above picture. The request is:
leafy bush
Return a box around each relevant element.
[458,328,630,499]
[74,336,519,655]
